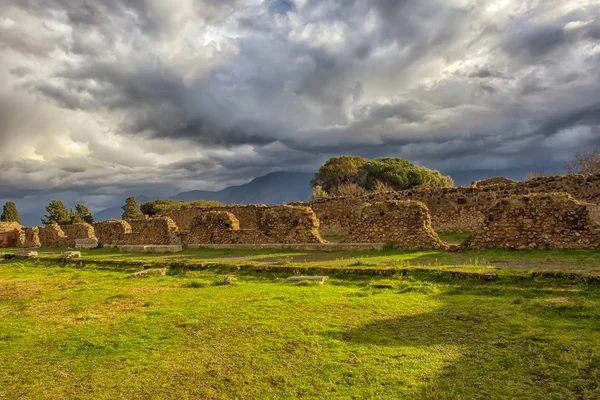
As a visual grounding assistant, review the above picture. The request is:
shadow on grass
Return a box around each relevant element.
[341,290,600,399]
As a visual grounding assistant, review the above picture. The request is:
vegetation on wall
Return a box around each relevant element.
[140,199,225,216]
[565,149,600,175]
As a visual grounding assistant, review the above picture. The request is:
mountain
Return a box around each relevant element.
[171,171,314,205]
[93,195,152,222]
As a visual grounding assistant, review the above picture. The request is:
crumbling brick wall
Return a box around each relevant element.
[93,220,132,245]
[23,227,41,248]
[472,177,518,187]
[345,201,448,249]
[39,224,67,247]
[59,223,97,247]
[186,206,323,245]
[0,222,22,248]
[121,217,181,245]
[467,193,600,250]
[307,173,600,235]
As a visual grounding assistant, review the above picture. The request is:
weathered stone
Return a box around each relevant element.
[286,276,329,283]
[75,238,99,249]
[14,250,38,258]
[129,268,167,278]
[61,251,82,259]
[119,245,182,253]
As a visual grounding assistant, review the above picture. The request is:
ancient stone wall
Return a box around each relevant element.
[23,227,41,248]
[94,220,132,245]
[307,173,600,235]
[467,193,600,250]
[185,206,323,245]
[59,223,96,247]
[346,201,448,250]
[165,205,266,232]
[0,222,22,248]
[39,224,67,247]
[472,177,518,187]
[121,217,181,245]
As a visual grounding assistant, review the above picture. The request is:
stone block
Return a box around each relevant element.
[75,238,99,249]
[61,251,82,260]
[14,250,38,258]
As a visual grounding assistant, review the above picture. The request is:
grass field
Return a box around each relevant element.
[1,259,599,399]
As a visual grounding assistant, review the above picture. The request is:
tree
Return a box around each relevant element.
[71,204,94,224]
[565,150,600,175]
[41,200,71,225]
[362,157,454,191]
[1,201,20,224]
[122,197,143,220]
[310,156,367,192]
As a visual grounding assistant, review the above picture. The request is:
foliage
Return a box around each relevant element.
[141,199,224,216]
[329,182,368,197]
[122,197,143,220]
[310,155,367,192]
[363,157,454,190]
[71,204,94,224]
[372,180,395,193]
[0,201,20,224]
[41,200,71,225]
[311,185,329,201]
[565,150,600,175]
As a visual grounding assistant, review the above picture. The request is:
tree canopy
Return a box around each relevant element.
[1,201,20,224]
[311,156,453,198]
[363,157,454,190]
[122,197,143,220]
[71,204,94,224]
[310,156,367,192]
[41,200,71,225]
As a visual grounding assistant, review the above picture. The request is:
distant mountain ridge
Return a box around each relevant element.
[170,171,313,204]
[92,171,313,221]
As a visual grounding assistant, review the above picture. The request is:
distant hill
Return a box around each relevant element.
[171,171,313,205]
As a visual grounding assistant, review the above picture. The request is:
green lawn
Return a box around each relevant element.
[1,260,599,399]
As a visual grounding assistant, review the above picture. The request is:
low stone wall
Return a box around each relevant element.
[94,220,132,246]
[307,173,600,235]
[346,201,448,250]
[186,206,323,245]
[467,193,600,250]
[0,222,22,247]
[59,223,96,247]
[39,224,67,247]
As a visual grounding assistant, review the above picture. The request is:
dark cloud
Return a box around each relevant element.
[0,0,599,211]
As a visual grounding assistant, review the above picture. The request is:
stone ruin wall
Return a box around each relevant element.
[23,227,41,248]
[0,222,22,247]
[38,224,67,247]
[59,223,96,247]
[185,205,323,245]
[94,220,132,245]
[165,205,267,232]
[94,218,181,246]
[346,201,448,250]
[307,173,600,235]
[467,193,600,250]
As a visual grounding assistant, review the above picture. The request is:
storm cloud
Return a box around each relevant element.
[1,0,600,215]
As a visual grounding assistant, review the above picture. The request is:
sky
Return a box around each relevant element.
[1,0,599,218]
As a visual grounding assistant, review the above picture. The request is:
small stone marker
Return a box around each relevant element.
[61,251,82,260]
[75,238,98,249]
[129,268,167,278]
[286,276,329,284]
[14,250,38,259]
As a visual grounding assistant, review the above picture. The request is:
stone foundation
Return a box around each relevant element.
[39,224,67,247]
[59,223,97,247]
[93,220,132,246]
